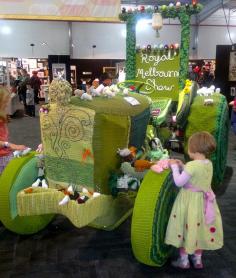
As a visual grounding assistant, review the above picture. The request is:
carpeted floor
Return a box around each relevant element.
[0,109,235,278]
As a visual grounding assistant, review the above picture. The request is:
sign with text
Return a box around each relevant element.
[0,0,120,21]
[136,52,180,101]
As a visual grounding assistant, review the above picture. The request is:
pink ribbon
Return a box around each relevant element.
[184,183,216,225]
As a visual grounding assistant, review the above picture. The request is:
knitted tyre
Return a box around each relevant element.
[184,94,229,191]
[131,170,178,266]
[0,153,54,234]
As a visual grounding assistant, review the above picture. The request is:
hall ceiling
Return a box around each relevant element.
[120,0,236,23]
[120,0,211,5]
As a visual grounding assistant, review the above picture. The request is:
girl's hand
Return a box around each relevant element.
[175,159,184,168]
[10,144,27,151]
[168,159,178,166]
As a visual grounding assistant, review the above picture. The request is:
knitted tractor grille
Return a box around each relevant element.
[184,94,229,191]
[131,170,178,266]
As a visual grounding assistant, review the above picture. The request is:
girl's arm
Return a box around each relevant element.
[0,140,26,151]
[170,164,191,187]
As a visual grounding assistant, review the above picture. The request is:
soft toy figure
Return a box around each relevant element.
[109,84,120,94]
[91,88,101,97]
[31,154,48,188]
[121,162,147,180]
[116,174,140,191]
[58,185,100,205]
[148,137,169,161]
[134,159,153,172]
[151,159,170,173]
[80,92,93,101]
[123,88,129,95]
[117,148,135,164]
[39,104,50,114]
[74,89,85,97]
[13,147,31,158]
[103,87,116,98]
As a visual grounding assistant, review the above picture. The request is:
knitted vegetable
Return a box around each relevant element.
[121,162,147,180]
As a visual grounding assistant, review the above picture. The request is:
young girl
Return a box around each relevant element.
[165,131,223,269]
[229,98,236,135]
[0,87,27,174]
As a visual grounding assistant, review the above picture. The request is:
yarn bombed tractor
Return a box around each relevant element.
[0,79,229,267]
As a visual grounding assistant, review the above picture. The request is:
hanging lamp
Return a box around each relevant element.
[152,12,163,37]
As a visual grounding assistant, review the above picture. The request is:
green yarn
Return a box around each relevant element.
[184,94,229,191]
[70,93,150,116]
[0,154,53,234]
[121,5,203,91]
[10,156,39,219]
[131,169,178,266]
[93,113,130,194]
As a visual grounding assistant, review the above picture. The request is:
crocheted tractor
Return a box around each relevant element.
[0,79,229,267]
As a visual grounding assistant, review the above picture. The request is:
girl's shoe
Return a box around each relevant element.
[191,255,203,269]
[171,257,190,269]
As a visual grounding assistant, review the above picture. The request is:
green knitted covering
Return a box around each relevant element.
[131,170,178,266]
[93,113,130,194]
[10,156,38,219]
[130,108,150,148]
[151,172,179,265]
[176,94,190,129]
[70,93,150,116]
[41,94,151,194]
[151,98,172,126]
[184,94,229,190]
[17,188,113,228]
[176,82,198,129]
[120,5,203,90]
[0,154,53,234]
[41,104,95,191]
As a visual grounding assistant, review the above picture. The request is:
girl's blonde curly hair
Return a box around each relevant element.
[0,86,10,122]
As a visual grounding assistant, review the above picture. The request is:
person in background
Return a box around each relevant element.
[30,71,41,104]
[18,69,30,115]
[95,73,112,95]
[165,131,223,269]
[0,87,27,174]
[229,98,236,137]
[26,83,35,117]
[88,78,99,94]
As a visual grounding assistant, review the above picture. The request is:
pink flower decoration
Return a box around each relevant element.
[210,227,216,233]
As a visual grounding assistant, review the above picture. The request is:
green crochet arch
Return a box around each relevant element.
[184,94,229,191]
[119,4,203,90]
[131,169,178,266]
[0,154,54,234]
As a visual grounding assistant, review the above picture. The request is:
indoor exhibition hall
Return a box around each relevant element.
[0,1,236,277]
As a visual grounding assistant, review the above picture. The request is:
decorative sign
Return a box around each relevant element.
[136,51,180,101]
[52,63,66,80]
[229,51,236,82]
[0,0,120,21]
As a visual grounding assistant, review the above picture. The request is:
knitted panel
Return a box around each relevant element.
[129,108,150,149]
[70,93,150,116]
[151,98,172,126]
[41,104,95,189]
[184,94,229,190]
[0,154,53,234]
[17,188,113,228]
[131,170,178,266]
[45,156,94,191]
[10,156,38,219]
[151,172,179,266]
[93,114,130,194]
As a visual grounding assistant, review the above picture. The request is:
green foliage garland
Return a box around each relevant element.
[119,4,203,89]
